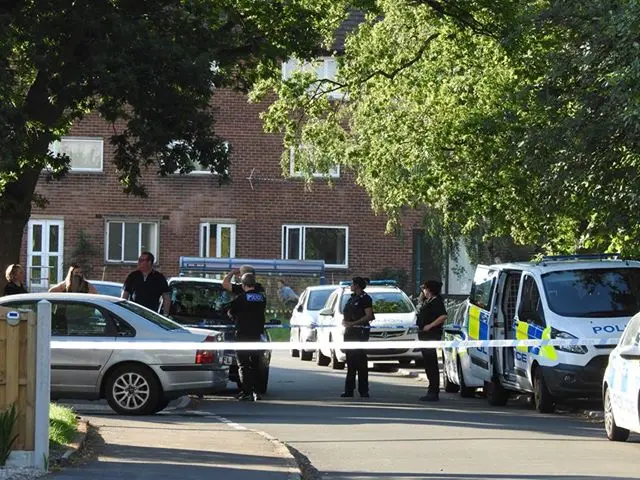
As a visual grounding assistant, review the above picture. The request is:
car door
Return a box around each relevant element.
[290,289,308,336]
[467,266,498,382]
[49,301,117,395]
[317,291,338,358]
[614,316,640,429]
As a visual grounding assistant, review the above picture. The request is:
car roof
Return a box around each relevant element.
[484,259,640,275]
[168,276,223,285]
[0,292,122,303]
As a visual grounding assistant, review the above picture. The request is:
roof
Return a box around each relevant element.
[331,9,366,52]
[485,259,640,275]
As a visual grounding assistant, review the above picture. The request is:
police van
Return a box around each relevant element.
[455,254,640,413]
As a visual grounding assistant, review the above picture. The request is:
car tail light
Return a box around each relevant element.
[195,335,219,364]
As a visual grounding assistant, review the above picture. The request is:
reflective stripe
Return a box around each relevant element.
[468,305,490,341]
[514,320,557,360]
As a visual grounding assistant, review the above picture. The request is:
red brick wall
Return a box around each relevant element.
[25,90,423,289]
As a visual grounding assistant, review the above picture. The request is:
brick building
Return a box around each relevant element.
[22,88,429,294]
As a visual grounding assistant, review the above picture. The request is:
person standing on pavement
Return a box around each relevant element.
[3,264,28,295]
[223,270,267,401]
[121,251,171,315]
[416,279,447,401]
[341,276,374,398]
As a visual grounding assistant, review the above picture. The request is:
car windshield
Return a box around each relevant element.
[93,283,122,297]
[542,268,640,318]
[168,281,232,321]
[340,291,414,313]
[308,289,333,311]
[117,300,184,330]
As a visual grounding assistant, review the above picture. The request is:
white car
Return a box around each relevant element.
[442,299,484,397]
[603,310,640,441]
[289,285,336,361]
[0,293,228,415]
[316,283,421,369]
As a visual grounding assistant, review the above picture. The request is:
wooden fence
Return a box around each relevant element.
[0,306,37,451]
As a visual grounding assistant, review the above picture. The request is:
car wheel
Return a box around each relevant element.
[485,380,509,406]
[291,329,299,357]
[604,387,630,442]
[316,349,331,366]
[105,364,162,415]
[458,357,476,398]
[331,349,345,370]
[533,367,555,413]
[300,349,313,361]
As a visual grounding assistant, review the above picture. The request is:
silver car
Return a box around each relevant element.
[0,293,228,415]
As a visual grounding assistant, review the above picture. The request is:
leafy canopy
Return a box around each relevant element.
[256,0,640,257]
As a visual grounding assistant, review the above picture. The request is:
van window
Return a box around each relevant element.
[519,276,545,327]
[470,268,495,310]
[168,281,231,323]
[542,268,640,318]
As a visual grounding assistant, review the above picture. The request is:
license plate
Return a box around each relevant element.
[223,355,234,365]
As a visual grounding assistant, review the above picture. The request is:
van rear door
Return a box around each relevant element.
[466,265,499,382]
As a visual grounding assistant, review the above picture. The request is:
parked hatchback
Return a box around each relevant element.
[289,285,336,361]
[603,310,640,441]
[0,293,228,415]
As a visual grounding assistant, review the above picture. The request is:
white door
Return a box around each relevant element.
[27,219,64,291]
[467,266,499,382]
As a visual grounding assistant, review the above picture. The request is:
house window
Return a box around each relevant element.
[200,223,236,257]
[289,146,340,178]
[282,56,343,100]
[282,225,348,268]
[166,140,230,175]
[106,221,158,263]
[50,137,103,172]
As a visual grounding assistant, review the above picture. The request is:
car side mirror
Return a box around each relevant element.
[318,307,332,316]
[619,345,640,360]
[297,305,303,312]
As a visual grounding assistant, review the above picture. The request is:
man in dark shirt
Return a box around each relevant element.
[223,269,266,401]
[341,276,374,398]
[121,251,171,314]
[416,279,447,401]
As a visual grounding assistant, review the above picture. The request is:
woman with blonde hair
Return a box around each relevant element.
[49,264,97,294]
[4,264,28,295]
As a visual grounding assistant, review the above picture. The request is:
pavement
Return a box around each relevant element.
[46,404,301,480]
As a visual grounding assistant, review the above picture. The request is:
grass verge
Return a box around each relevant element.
[269,323,290,342]
[49,403,78,449]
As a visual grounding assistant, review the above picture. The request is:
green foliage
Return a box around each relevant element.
[370,267,409,291]
[49,403,78,449]
[0,403,18,466]
[258,0,640,257]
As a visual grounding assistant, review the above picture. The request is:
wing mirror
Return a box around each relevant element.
[619,345,640,360]
[297,305,303,312]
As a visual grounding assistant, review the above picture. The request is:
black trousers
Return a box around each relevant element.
[421,348,440,394]
[345,349,369,394]
[236,350,261,395]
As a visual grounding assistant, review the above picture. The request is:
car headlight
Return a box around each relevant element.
[551,328,588,354]
[408,326,419,335]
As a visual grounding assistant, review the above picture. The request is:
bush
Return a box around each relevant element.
[0,404,18,466]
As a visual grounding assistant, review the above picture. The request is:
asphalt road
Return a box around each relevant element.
[193,351,639,480]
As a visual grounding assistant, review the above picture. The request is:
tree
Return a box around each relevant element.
[256,0,640,258]
[0,0,348,289]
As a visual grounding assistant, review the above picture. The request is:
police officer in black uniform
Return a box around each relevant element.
[223,269,267,402]
[416,279,447,401]
[341,276,375,398]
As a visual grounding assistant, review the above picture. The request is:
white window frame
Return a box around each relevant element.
[289,146,340,178]
[282,56,344,100]
[27,219,64,291]
[282,224,348,269]
[105,220,159,263]
[199,222,236,257]
[49,136,104,172]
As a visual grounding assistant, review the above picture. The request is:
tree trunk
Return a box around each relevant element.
[0,169,41,293]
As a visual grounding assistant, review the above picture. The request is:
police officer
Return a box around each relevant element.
[341,276,374,398]
[223,270,267,402]
[416,279,447,401]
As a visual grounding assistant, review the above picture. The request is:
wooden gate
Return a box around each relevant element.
[0,306,37,451]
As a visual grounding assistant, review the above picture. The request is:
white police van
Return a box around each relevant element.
[459,254,640,413]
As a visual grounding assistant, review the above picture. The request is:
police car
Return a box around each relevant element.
[603,310,640,441]
[315,280,421,368]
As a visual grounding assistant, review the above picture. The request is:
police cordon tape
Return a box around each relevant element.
[48,337,621,351]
